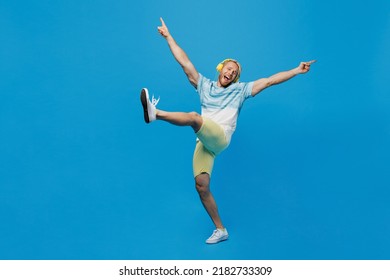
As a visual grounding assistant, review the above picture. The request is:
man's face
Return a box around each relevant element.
[218,61,239,87]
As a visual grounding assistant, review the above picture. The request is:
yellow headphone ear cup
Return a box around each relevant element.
[216,59,229,72]
[216,62,224,72]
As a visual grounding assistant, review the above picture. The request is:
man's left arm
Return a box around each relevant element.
[251,60,316,97]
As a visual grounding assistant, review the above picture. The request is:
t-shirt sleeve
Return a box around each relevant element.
[196,73,204,96]
[242,81,254,100]
[196,73,213,99]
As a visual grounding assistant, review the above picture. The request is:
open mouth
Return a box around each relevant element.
[224,75,231,82]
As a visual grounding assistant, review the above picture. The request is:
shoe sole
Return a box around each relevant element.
[140,88,150,123]
[206,235,229,244]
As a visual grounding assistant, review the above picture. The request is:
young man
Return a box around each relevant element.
[141,18,315,244]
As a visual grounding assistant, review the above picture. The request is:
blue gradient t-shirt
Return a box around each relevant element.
[196,73,254,143]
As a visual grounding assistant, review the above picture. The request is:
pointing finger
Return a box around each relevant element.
[160,17,166,27]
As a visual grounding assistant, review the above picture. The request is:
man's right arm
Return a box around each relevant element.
[158,18,199,88]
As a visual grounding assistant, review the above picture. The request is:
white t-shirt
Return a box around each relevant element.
[196,73,254,144]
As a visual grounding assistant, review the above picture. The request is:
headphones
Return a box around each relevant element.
[216,58,241,83]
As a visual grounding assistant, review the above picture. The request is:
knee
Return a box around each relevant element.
[188,112,202,132]
[195,174,210,197]
[188,111,201,122]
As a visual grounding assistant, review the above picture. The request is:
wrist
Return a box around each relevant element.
[293,67,301,75]
[166,34,173,41]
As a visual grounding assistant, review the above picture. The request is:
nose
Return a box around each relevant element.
[230,71,237,78]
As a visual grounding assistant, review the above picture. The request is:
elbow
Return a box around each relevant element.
[265,77,275,87]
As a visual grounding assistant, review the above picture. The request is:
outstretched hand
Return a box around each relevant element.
[297,60,316,74]
[157,17,170,38]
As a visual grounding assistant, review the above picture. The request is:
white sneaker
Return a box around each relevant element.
[206,228,229,244]
[140,88,159,123]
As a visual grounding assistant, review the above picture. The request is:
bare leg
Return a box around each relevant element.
[156,109,203,132]
[195,173,224,229]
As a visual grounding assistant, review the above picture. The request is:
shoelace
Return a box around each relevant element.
[210,230,221,238]
[151,95,160,107]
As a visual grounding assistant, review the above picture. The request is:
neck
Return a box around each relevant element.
[217,81,231,88]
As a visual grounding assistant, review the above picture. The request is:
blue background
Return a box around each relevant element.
[1,0,389,260]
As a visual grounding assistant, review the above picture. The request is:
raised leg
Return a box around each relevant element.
[156,109,203,133]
